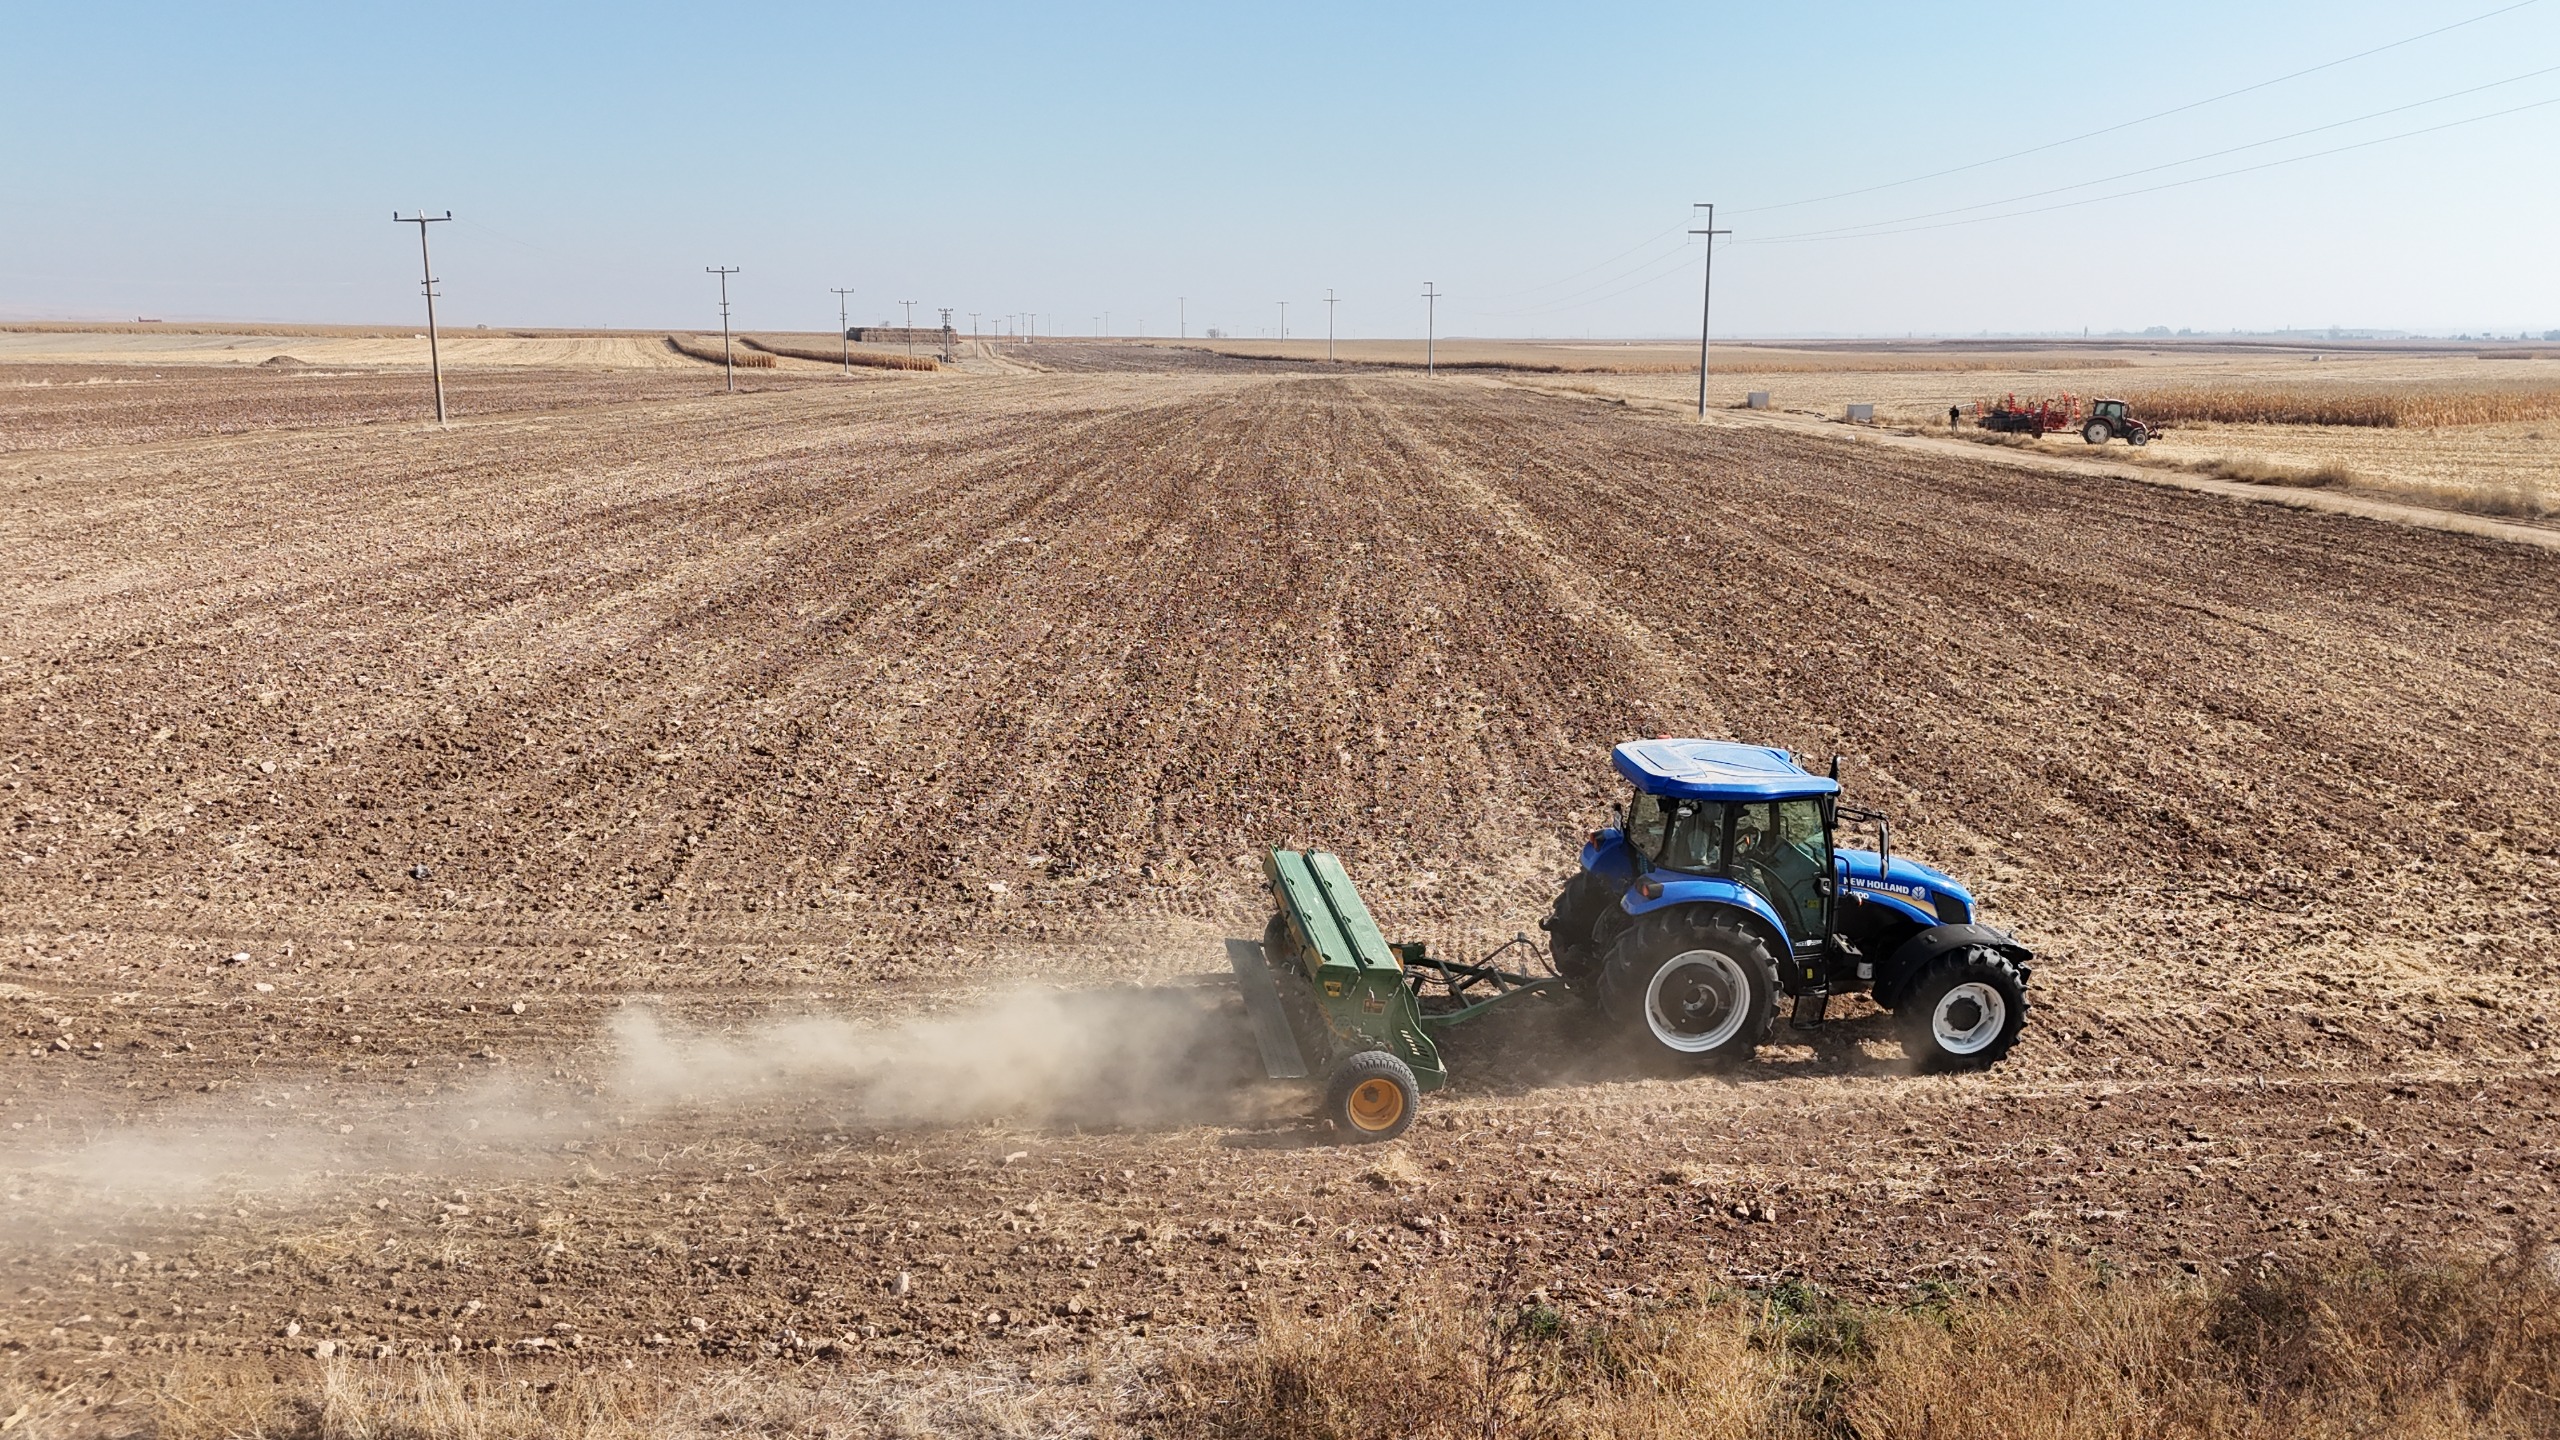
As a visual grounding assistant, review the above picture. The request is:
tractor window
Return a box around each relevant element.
[1661,800,1729,873]
[1625,793,1729,873]
[1734,799,1832,936]
[1626,793,1670,861]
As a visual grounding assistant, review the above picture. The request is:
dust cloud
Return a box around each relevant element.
[0,982,1268,1242]
[606,983,1264,1127]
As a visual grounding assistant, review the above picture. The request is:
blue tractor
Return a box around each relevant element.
[1231,738,2035,1142]
[1542,739,2034,1071]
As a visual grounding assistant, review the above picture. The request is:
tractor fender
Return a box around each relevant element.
[1878,923,2033,1008]
[1618,876,1792,960]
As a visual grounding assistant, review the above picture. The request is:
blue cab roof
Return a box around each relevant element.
[1612,739,1841,801]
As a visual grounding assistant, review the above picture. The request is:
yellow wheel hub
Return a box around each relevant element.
[1345,1077,1406,1131]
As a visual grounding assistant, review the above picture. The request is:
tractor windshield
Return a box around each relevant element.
[1628,793,1729,874]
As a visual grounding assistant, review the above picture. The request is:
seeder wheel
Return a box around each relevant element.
[1322,1050,1419,1143]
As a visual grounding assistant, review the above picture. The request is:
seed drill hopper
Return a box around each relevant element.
[1228,849,1561,1143]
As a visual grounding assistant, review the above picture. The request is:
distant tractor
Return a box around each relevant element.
[2078,398,2155,447]
[1975,393,2157,446]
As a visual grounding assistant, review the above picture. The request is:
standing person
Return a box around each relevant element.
[1949,404,1961,431]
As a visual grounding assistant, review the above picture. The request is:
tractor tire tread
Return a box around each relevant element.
[1322,1050,1420,1144]
[1897,949,2031,1073]
[1596,910,1780,1066]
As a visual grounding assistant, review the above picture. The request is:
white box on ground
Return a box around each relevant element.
[1746,391,1770,409]
[1846,403,1875,422]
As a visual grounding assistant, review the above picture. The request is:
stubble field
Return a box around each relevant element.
[3,354,2558,1432]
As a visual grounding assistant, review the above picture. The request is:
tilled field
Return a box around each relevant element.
[3,368,2558,1405]
[0,363,830,453]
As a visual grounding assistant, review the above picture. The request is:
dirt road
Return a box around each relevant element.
[4,368,2556,1380]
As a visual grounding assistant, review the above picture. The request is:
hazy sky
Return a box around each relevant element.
[6,2,2556,337]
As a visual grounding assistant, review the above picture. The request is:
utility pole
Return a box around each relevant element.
[1277,301,1288,346]
[1028,314,1036,345]
[899,299,917,357]
[1690,202,1732,419]
[831,287,855,374]
[1421,282,1441,376]
[706,266,740,393]
[1325,288,1339,362]
[1178,296,1186,339]
[391,211,453,423]
[938,307,954,363]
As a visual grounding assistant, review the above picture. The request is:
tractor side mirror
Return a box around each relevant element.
[1814,876,1834,897]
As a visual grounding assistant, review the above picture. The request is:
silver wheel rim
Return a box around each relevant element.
[1643,950,1752,1053]
[1932,981,2006,1055]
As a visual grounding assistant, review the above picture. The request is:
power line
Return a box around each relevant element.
[706,267,740,392]
[391,211,453,424]
[1742,90,2560,246]
[1754,62,2560,245]
[1732,0,2543,217]
[1470,0,2542,318]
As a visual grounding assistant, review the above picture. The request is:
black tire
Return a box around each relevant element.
[1596,910,1779,1066]
[1542,869,1621,1002]
[2082,420,2110,445]
[2128,426,2150,447]
[1322,1050,1419,1143]
[1897,949,2029,1072]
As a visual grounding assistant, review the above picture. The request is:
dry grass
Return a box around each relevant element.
[2126,385,2560,428]
[1154,1242,2560,1440]
[738,337,940,372]
[661,335,776,369]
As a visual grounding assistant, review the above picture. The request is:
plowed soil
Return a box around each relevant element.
[4,365,2557,1401]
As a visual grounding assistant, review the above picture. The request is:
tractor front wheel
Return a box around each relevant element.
[2128,425,2151,447]
[1322,1050,1419,1143]
[1597,911,1778,1066]
[2082,420,2110,445]
[1898,950,2030,1072]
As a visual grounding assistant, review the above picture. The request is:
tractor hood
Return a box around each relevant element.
[1835,848,1975,925]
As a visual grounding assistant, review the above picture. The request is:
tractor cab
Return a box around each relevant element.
[2091,398,2129,420]
[1545,739,2033,1070]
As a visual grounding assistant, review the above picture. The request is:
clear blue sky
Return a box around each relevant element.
[5,2,2556,337]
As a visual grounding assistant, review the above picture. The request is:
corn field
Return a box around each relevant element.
[663,334,777,368]
[740,336,940,371]
[2127,384,2560,427]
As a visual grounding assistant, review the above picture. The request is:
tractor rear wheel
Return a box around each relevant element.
[2082,420,2110,445]
[1543,869,1620,1004]
[1897,949,2029,1072]
[1322,1050,1419,1143]
[1597,911,1778,1066]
